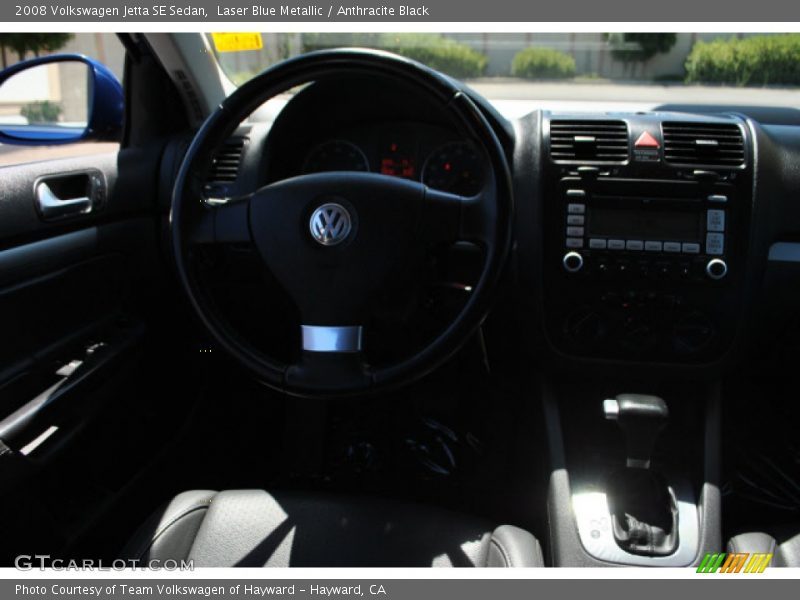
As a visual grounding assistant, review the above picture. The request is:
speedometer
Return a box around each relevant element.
[303,140,369,174]
[422,142,484,196]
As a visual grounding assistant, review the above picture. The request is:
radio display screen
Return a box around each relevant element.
[587,208,703,242]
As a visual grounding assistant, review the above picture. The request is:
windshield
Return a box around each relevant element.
[211,32,800,110]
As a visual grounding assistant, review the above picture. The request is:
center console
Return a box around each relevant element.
[541,380,720,567]
[542,113,753,363]
[531,111,749,567]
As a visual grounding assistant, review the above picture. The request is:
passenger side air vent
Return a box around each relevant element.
[549,120,629,163]
[206,137,246,184]
[662,122,745,167]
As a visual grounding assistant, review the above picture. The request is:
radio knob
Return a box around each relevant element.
[563,251,584,273]
[705,258,728,280]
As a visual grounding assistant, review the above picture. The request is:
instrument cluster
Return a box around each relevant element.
[301,125,485,197]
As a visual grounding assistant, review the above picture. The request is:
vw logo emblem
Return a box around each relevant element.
[309,203,352,246]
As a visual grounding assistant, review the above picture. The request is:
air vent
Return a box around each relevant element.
[550,120,629,163]
[207,137,246,184]
[662,122,745,167]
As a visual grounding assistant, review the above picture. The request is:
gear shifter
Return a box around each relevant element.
[603,393,668,468]
[603,394,679,557]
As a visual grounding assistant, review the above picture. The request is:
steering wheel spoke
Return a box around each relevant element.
[301,325,363,353]
[424,186,495,245]
[187,197,251,245]
[285,326,372,393]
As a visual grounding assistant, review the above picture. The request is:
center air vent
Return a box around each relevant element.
[207,137,246,184]
[662,122,745,167]
[549,120,629,163]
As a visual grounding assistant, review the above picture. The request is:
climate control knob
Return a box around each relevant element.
[563,251,584,273]
[705,258,728,280]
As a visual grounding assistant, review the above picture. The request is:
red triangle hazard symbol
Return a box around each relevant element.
[635,131,660,148]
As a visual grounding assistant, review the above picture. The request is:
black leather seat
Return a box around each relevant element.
[123,490,544,567]
[727,527,800,567]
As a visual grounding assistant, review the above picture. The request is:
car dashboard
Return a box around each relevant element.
[183,73,800,376]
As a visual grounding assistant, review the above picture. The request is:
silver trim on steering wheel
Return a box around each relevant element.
[301,325,363,352]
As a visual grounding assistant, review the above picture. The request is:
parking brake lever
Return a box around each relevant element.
[603,393,668,469]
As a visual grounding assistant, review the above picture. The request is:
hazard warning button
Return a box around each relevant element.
[634,131,660,148]
[633,131,660,162]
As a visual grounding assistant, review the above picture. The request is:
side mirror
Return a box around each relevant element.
[0,54,123,146]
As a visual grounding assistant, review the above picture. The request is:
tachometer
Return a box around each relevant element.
[303,140,369,174]
[422,142,484,196]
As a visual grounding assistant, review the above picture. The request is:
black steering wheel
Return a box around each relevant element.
[171,49,513,398]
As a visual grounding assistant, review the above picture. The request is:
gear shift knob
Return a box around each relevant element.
[603,393,668,469]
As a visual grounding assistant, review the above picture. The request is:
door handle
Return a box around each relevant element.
[35,181,92,221]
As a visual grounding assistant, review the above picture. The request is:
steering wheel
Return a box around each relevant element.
[171,49,513,398]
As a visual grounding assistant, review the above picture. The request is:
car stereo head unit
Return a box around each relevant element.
[561,178,730,281]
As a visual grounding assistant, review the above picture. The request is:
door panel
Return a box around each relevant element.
[0,150,159,448]
[0,146,167,562]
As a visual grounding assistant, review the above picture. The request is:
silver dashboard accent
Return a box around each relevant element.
[768,242,800,263]
[301,325,362,353]
[309,203,352,246]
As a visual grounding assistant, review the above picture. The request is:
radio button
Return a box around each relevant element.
[645,241,663,252]
[708,194,728,203]
[664,242,681,253]
[563,251,584,273]
[567,226,585,237]
[608,239,625,250]
[567,215,585,225]
[566,189,586,198]
[707,209,726,232]
[567,203,586,214]
[626,240,644,251]
[589,238,607,249]
[682,242,700,254]
[706,233,724,255]
[706,258,728,280]
[566,237,583,249]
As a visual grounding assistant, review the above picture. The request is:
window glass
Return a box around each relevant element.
[212,32,800,109]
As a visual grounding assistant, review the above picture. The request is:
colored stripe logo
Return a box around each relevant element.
[697,552,772,573]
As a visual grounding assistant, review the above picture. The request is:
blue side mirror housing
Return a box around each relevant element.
[0,53,123,146]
